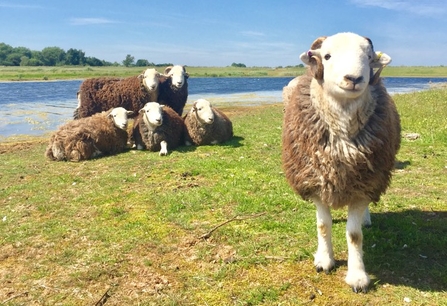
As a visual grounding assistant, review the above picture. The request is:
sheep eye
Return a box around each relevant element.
[324,54,331,60]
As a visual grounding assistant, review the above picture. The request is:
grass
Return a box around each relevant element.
[1,88,447,305]
[1,65,447,81]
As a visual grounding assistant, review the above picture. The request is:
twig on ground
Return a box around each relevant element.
[94,288,111,306]
[1,292,29,304]
[199,212,267,240]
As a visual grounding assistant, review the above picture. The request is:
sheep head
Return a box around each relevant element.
[192,99,214,125]
[140,102,163,128]
[300,32,391,99]
[164,65,189,89]
[138,68,166,91]
[108,107,133,130]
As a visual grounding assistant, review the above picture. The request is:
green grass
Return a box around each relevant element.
[1,65,447,81]
[1,87,447,305]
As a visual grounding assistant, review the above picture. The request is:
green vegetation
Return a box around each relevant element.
[1,65,447,82]
[1,87,446,304]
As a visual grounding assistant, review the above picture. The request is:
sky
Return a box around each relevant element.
[1,0,446,67]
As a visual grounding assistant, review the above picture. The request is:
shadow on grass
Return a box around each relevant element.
[364,210,447,292]
[176,135,245,153]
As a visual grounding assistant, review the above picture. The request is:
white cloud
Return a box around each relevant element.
[240,31,265,37]
[69,18,116,26]
[350,0,446,17]
[0,2,42,9]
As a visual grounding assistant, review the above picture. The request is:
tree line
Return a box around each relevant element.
[0,43,171,67]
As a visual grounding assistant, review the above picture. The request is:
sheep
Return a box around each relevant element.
[45,107,133,162]
[157,65,189,116]
[282,32,401,293]
[132,102,184,156]
[74,68,166,119]
[183,99,233,146]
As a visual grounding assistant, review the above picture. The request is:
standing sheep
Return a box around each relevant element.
[157,65,189,116]
[132,102,184,156]
[74,68,166,119]
[282,32,401,293]
[183,99,233,146]
[46,107,133,162]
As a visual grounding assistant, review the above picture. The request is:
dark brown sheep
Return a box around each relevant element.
[157,65,189,116]
[282,32,400,293]
[132,102,184,156]
[46,107,133,162]
[74,68,165,119]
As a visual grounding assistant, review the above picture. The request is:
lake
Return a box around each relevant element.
[1,77,446,139]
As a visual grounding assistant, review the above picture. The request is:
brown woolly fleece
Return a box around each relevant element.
[158,77,189,116]
[132,106,184,152]
[45,110,129,162]
[76,76,154,119]
[183,107,233,146]
[282,69,401,208]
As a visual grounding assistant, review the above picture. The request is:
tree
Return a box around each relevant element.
[41,47,66,66]
[135,59,154,67]
[231,62,246,68]
[84,56,103,66]
[66,48,85,65]
[122,54,135,67]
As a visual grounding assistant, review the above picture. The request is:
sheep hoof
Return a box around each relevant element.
[351,285,368,294]
[316,265,334,274]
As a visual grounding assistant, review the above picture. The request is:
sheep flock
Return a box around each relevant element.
[44,32,402,294]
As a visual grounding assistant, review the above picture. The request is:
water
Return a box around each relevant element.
[0,77,446,139]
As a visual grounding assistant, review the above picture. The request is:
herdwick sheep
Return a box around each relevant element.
[132,102,184,156]
[183,99,233,146]
[45,107,133,162]
[282,32,401,293]
[157,65,189,116]
[74,68,166,119]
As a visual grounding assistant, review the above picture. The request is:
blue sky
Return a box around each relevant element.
[1,0,446,67]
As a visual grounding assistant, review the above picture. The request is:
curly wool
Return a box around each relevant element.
[158,78,188,116]
[282,69,401,208]
[132,106,184,152]
[76,76,155,119]
[45,110,129,161]
[184,107,233,146]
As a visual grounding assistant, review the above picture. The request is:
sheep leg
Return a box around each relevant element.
[345,202,370,293]
[362,206,371,227]
[159,140,168,156]
[314,200,335,273]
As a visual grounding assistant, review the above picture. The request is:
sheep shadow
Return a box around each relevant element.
[176,135,245,154]
[362,209,447,292]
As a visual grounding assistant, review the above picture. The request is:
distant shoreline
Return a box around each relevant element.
[1,65,447,82]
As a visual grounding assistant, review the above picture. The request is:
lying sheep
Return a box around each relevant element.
[282,32,401,293]
[183,99,233,146]
[132,102,184,156]
[157,65,189,116]
[74,68,166,119]
[46,107,133,162]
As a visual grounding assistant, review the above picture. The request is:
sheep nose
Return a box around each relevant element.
[344,75,364,85]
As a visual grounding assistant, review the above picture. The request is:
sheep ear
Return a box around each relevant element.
[127,111,134,116]
[139,108,145,114]
[159,74,168,83]
[138,73,144,80]
[371,51,392,68]
[164,66,173,74]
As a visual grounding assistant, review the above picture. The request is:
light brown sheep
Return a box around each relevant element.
[183,99,233,146]
[282,32,401,293]
[45,107,132,162]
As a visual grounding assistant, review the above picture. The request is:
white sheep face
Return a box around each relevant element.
[193,99,214,124]
[140,102,163,128]
[140,68,163,91]
[301,32,391,100]
[109,107,133,130]
[165,65,187,89]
